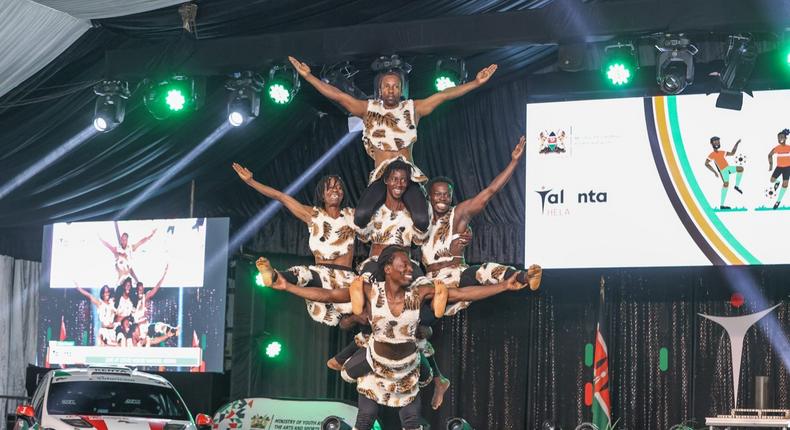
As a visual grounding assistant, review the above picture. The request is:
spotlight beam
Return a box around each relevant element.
[0,126,97,201]
[116,122,232,219]
[214,128,361,268]
[720,269,790,374]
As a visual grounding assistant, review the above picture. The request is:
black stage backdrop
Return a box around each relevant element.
[2,5,789,428]
[232,258,790,430]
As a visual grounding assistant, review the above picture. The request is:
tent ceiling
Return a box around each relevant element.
[0,0,788,261]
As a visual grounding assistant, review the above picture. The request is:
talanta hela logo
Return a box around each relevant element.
[535,187,608,215]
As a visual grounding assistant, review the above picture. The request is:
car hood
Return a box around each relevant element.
[43,415,194,430]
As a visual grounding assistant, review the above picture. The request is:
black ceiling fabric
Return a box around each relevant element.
[6,0,784,261]
[95,0,553,41]
[0,0,558,261]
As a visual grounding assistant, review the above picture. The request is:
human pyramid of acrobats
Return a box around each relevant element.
[232,56,543,430]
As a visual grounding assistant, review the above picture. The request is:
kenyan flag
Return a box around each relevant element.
[592,277,611,430]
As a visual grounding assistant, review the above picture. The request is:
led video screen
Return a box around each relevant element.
[525,90,790,269]
[39,217,229,371]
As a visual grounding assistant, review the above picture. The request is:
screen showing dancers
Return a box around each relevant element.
[39,217,229,372]
[525,88,790,269]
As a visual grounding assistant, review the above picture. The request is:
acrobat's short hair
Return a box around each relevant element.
[383,160,412,181]
[426,176,455,194]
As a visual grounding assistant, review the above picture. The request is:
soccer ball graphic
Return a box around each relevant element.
[734,153,747,166]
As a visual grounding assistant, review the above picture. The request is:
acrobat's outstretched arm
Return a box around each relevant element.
[148,329,178,346]
[414,64,497,119]
[145,264,168,300]
[232,162,313,223]
[98,236,119,257]
[288,56,367,117]
[448,273,525,301]
[132,228,156,252]
[270,273,352,303]
[454,136,525,228]
[75,283,101,307]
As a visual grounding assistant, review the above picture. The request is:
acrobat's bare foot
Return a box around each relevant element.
[326,357,342,371]
[432,281,448,318]
[526,264,543,291]
[431,376,451,410]
[255,257,275,286]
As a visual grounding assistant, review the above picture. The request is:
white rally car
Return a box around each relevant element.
[13,367,213,430]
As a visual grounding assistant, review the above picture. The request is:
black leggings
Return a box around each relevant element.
[279,270,321,287]
[278,264,354,288]
[417,264,524,326]
[458,264,525,287]
[354,177,429,232]
[355,392,423,430]
[342,346,433,385]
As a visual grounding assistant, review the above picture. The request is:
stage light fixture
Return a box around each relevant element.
[434,57,467,92]
[447,417,474,430]
[143,76,202,120]
[601,42,637,87]
[267,63,300,105]
[264,340,282,358]
[542,420,560,430]
[716,35,757,111]
[372,54,412,99]
[226,72,264,127]
[320,62,369,115]
[321,416,352,430]
[92,81,129,132]
[655,34,697,95]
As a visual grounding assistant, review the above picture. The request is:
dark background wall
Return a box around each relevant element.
[231,258,790,430]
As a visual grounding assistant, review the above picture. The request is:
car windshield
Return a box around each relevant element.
[46,380,189,420]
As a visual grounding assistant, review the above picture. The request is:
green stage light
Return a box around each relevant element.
[268,82,291,104]
[601,42,637,88]
[166,89,186,111]
[434,57,466,93]
[143,76,203,120]
[265,341,282,358]
[267,64,300,105]
[605,62,632,86]
[435,75,457,91]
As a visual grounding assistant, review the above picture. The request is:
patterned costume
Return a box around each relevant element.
[115,295,134,320]
[422,207,515,316]
[362,100,427,185]
[354,278,432,407]
[357,204,427,282]
[358,204,427,248]
[98,300,117,344]
[114,245,133,285]
[132,294,148,324]
[286,207,357,326]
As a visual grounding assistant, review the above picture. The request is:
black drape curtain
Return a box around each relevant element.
[232,259,790,430]
[230,254,357,402]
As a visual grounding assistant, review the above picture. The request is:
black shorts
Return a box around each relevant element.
[772,166,790,181]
